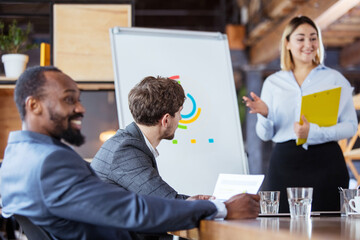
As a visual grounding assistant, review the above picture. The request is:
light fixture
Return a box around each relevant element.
[99,130,117,143]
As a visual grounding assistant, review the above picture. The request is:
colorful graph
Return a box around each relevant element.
[169,75,213,144]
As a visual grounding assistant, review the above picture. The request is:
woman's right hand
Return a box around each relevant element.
[242,92,269,118]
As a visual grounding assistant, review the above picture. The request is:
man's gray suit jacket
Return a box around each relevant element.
[91,122,188,199]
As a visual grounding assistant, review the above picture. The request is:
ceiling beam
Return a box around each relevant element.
[249,0,357,65]
[336,16,360,24]
[340,40,360,67]
[322,30,360,38]
[264,0,306,18]
[315,0,360,29]
[247,0,308,44]
[323,37,355,47]
[328,23,360,31]
[247,19,272,43]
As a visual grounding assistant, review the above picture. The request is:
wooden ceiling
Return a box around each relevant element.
[238,0,360,67]
[1,0,360,68]
[0,0,232,34]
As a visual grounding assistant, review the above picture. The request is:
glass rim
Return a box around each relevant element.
[286,187,313,190]
[258,190,280,193]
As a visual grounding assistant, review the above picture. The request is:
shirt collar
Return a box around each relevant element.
[314,64,326,70]
[287,64,326,74]
[141,131,159,158]
[8,130,71,150]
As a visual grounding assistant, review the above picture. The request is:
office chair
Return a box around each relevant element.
[13,215,52,240]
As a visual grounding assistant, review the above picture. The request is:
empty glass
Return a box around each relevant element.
[340,189,360,216]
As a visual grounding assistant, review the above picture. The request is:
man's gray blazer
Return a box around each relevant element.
[91,122,189,199]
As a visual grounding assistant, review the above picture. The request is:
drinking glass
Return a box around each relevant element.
[340,189,360,216]
[259,191,280,214]
[287,187,313,218]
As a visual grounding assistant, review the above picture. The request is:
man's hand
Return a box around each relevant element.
[224,193,260,219]
[187,195,215,201]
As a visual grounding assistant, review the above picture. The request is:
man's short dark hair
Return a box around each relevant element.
[128,76,185,126]
[14,66,62,120]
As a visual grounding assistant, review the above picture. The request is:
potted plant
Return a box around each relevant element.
[0,20,37,78]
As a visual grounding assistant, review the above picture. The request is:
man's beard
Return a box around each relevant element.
[50,112,85,146]
[61,124,85,146]
[162,126,175,140]
[163,133,175,140]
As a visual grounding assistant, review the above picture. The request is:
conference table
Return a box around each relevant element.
[171,214,360,240]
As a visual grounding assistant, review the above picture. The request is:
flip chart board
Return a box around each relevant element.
[110,27,249,195]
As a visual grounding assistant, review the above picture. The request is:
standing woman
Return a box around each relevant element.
[243,16,358,213]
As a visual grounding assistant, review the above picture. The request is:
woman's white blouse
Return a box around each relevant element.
[256,64,358,149]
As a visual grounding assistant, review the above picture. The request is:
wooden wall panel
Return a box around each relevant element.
[0,89,21,158]
[53,4,131,81]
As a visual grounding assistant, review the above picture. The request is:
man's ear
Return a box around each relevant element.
[25,96,42,115]
[160,113,170,127]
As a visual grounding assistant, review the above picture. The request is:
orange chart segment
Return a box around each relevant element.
[179,108,201,124]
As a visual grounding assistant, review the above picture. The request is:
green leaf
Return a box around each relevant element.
[0,20,38,54]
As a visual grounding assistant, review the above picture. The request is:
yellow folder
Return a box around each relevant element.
[296,87,341,145]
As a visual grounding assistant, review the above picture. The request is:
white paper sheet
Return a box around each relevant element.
[213,174,264,201]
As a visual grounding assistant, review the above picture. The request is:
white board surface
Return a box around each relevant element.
[110,27,248,195]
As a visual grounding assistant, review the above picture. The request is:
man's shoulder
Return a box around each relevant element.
[108,128,145,148]
[91,126,151,175]
[93,127,147,162]
[5,132,74,160]
[107,122,147,147]
[1,133,81,185]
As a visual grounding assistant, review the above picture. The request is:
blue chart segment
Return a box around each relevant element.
[181,93,196,118]
[179,93,201,125]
